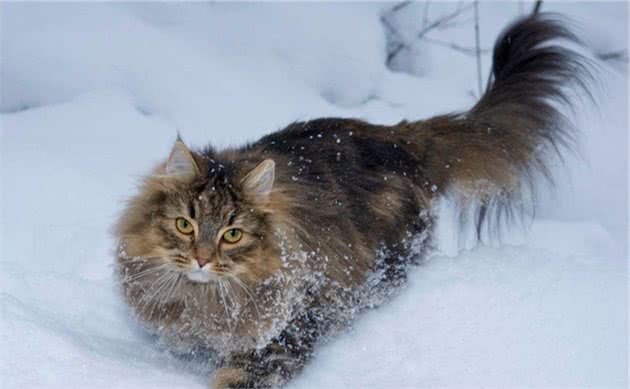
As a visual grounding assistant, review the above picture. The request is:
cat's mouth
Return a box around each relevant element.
[184,262,217,283]
[183,259,233,284]
[184,264,229,283]
[186,268,214,283]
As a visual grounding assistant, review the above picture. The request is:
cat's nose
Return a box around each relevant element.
[196,256,210,267]
[195,246,213,267]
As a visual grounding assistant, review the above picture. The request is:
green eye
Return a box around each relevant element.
[222,228,242,243]
[175,218,194,234]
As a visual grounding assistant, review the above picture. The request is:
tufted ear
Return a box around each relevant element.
[164,140,200,177]
[241,159,275,203]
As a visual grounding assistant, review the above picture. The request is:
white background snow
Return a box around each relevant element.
[1,2,627,388]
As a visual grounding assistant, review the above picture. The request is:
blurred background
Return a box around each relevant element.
[1,2,627,388]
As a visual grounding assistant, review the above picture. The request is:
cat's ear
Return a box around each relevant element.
[164,140,200,177]
[241,159,275,203]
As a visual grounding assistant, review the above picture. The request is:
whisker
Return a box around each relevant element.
[139,271,172,308]
[151,272,179,316]
[227,274,262,322]
[217,280,234,339]
[163,273,181,306]
[148,272,179,319]
[125,264,170,282]
[138,270,176,315]
[118,255,164,263]
[223,280,238,314]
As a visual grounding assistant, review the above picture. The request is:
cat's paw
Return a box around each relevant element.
[210,366,286,389]
[210,367,251,389]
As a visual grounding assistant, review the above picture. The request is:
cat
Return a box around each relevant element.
[114,14,591,388]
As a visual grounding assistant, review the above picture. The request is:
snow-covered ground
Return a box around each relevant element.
[1,2,627,388]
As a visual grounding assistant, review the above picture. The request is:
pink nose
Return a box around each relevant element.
[195,246,212,267]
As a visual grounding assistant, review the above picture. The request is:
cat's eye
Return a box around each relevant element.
[222,228,242,243]
[175,218,194,234]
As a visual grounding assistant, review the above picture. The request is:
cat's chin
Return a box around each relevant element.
[185,269,214,283]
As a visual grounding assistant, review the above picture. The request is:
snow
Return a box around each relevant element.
[1,2,627,388]
[296,220,627,388]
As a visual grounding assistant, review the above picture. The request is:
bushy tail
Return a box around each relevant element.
[420,13,592,235]
[469,13,590,165]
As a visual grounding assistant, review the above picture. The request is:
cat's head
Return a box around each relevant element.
[115,140,282,287]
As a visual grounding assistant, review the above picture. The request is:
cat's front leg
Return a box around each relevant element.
[211,365,253,389]
[210,342,311,389]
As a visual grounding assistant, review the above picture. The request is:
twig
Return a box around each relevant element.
[474,0,482,96]
[416,2,473,39]
[382,1,478,68]
[381,8,406,65]
[597,50,629,62]
[533,0,543,15]
[386,43,406,65]
[391,1,412,13]
[423,37,491,56]
[422,1,431,29]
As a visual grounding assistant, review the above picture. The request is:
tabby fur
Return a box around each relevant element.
[114,14,591,388]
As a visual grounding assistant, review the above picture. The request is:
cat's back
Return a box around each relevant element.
[250,117,425,186]
[240,118,431,267]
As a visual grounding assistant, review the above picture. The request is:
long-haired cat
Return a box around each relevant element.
[114,14,591,388]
